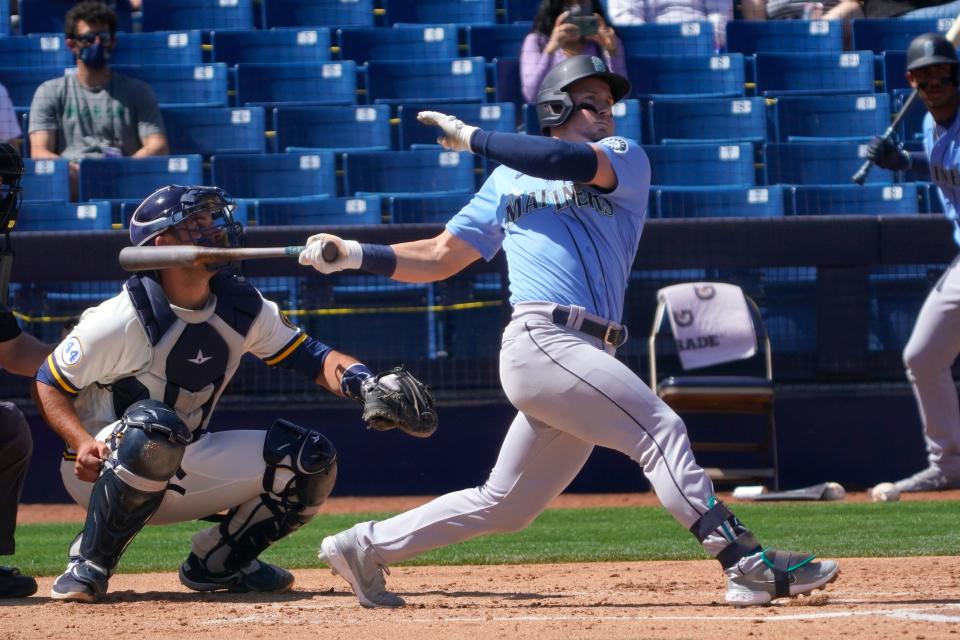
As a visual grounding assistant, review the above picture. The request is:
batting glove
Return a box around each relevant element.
[417,110,477,153]
[299,233,362,274]
[866,136,911,172]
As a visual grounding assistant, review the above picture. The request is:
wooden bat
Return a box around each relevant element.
[853,17,960,185]
[119,242,340,272]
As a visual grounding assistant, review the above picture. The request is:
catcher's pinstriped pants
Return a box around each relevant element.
[354,302,733,564]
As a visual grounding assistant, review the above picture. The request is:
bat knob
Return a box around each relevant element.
[321,240,339,262]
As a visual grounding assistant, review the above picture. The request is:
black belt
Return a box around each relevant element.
[551,306,628,348]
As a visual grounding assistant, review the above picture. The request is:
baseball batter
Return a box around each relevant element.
[34,184,433,603]
[868,33,960,493]
[300,56,839,608]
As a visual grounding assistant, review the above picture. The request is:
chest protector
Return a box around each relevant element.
[110,272,263,433]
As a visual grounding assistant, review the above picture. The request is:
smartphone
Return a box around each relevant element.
[567,14,598,37]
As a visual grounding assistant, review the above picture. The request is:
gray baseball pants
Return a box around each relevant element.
[0,402,31,556]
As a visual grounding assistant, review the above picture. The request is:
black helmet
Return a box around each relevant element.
[906,33,958,72]
[535,55,631,135]
[0,143,23,229]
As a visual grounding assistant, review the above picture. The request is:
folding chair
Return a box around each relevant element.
[649,282,779,489]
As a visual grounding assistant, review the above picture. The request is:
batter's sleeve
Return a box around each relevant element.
[246,295,331,380]
[595,136,651,213]
[445,170,505,261]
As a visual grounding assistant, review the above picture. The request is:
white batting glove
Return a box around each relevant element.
[417,110,477,153]
[299,233,362,274]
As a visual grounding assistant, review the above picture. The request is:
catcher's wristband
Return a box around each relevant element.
[340,362,373,401]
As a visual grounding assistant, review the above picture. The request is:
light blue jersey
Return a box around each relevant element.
[923,111,960,246]
[446,136,650,324]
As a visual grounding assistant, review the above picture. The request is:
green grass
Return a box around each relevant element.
[9,501,960,576]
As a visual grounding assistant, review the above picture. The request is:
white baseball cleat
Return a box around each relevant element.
[318,527,405,608]
[725,549,839,606]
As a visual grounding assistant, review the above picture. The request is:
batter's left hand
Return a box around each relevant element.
[417,111,477,153]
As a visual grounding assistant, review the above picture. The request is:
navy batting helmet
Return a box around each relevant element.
[129,184,243,251]
[536,55,631,135]
[906,33,958,72]
[0,143,23,227]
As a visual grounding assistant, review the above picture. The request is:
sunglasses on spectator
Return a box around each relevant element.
[72,31,113,46]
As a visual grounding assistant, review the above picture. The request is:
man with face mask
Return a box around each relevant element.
[27,1,168,199]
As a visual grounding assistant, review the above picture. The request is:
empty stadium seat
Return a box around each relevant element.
[646,143,755,186]
[504,0,541,23]
[18,200,112,230]
[617,22,715,57]
[19,0,133,35]
[852,17,951,53]
[0,1,7,36]
[626,55,746,98]
[141,0,255,32]
[882,50,908,92]
[366,58,487,104]
[235,62,357,106]
[384,0,495,25]
[727,20,843,54]
[656,186,785,218]
[0,67,65,110]
[260,0,374,29]
[647,97,766,144]
[162,107,267,156]
[0,35,71,68]
[773,94,891,141]
[255,195,381,225]
[400,102,515,148]
[755,52,875,96]
[791,183,919,215]
[21,159,69,203]
[78,155,203,202]
[343,149,474,195]
[465,24,532,59]
[339,25,459,63]
[112,31,204,66]
[386,192,473,224]
[211,152,336,199]
[764,141,894,184]
[493,57,523,106]
[523,99,641,140]
[275,105,390,153]
[112,64,228,108]
[212,28,332,66]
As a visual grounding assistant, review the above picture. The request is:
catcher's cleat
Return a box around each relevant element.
[0,566,37,598]
[319,527,405,608]
[179,553,294,593]
[725,549,839,606]
[51,560,109,603]
[894,466,960,493]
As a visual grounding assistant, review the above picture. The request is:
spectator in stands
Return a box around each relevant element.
[740,0,863,24]
[521,0,626,104]
[862,0,960,18]
[606,0,734,49]
[0,83,20,148]
[28,1,167,200]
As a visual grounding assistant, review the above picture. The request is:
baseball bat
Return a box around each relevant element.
[852,15,960,185]
[119,241,341,272]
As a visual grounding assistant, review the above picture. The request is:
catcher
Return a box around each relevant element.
[34,183,436,603]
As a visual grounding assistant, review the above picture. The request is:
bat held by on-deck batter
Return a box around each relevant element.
[118,240,341,272]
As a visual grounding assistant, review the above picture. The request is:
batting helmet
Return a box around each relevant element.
[129,185,243,253]
[536,55,631,135]
[906,33,958,72]
[0,143,23,226]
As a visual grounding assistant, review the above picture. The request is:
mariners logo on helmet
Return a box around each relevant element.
[591,56,605,72]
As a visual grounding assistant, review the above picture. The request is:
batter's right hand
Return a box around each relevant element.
[299,233,362,274]
[75,439,109,483]
[866,136,910,171]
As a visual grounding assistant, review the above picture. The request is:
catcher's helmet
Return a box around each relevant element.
[129,184,243,250]
[536,55,631,135]
[906,33,958,72]
[0,143,24,227]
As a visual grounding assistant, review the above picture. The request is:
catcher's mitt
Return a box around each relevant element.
[361,367,437,438]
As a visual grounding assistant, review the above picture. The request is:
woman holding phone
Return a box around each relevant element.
[520,0,625,104]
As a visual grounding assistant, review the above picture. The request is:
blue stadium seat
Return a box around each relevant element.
[399,102,516,148]
[465,24,531,59]
[655,185,785,218]
[21,159,69,202]
[386,192,472,224]
[212,28,332,66]
[493,57,522,106]
[646,143,755,186]
[141,0,255,32]
[764,141,894,184]
[112,31,204,66]
[616,22,716,57]
[625,54,746,98]
[235,62,357,106]
[260,0,374,28]
[211,152,336,198]
[755,52,875,96]
[0,35,71,67]
[19,0,133,35]
[275,105,390,152]
[773,94,891,142]
[112,64,228,108]
[343,149,475,195]
[726,20,844,54]
[255,195,381,225]
[0,1,7,36]
[882,50,908,92]
[647,97,766,144]
[366,58,487,104]
[893,88,926,142]
[791,183,919,215]
[385,0,495,25]
[523,99,641,140]
[78,155,203,202]
[339,25,459,63]
[504,0,540,22]
[0,67,65,109]
[852,17,950,53]
[920,182,944,213]
[18,200,113,230]
[162,107,266,156]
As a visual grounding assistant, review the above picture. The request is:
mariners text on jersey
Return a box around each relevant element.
[505,183,615,226]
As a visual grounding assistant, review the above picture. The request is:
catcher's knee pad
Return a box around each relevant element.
[690,499,761,569]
